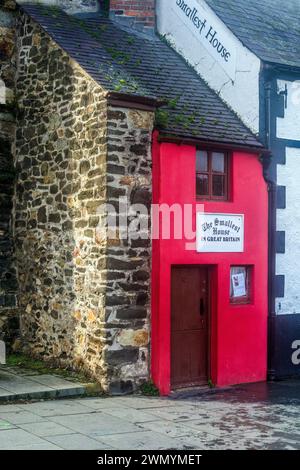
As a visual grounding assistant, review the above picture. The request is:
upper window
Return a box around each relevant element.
[196,150,229,200]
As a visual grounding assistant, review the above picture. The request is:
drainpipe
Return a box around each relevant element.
[263,79,277,381]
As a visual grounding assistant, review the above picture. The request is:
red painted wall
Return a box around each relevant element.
[151,132,268,396]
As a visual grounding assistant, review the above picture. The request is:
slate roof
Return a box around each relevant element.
[20,3,263,149]
[206,0,300,68]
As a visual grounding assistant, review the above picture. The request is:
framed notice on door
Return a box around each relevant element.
[196,213,244,253]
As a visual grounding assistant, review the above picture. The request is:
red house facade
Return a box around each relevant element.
[151,133,268,395]
[0,0,270,395]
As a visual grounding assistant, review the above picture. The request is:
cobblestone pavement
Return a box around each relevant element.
[0,381,299,450]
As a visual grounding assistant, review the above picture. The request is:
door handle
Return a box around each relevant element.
[200,298,205,316]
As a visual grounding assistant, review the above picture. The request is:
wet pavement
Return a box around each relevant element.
[0,380,299,450]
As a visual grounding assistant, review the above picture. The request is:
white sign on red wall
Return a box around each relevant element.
[196,213,244,253]
[172,0,237,80]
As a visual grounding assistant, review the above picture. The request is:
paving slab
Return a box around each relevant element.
[0,404,23,412]
[0,366,98,402]
[19,420,76,437]
[13,442,62,450]
[144,405,211,422]
[18,399,94,417]
[0,428,50,449]
[26,375,84,389]
[174,433,247,451]
[115,396,181,409]
[45,433,114,450]
[0,419,15,430]
[49,412,143,436]
[139,419,194,438]
[74,397,132,410]
[101,407,158,423]
[97,430,178,450]
[0,410,46,425]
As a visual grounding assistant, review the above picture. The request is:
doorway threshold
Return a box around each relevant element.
[170,385,234,400]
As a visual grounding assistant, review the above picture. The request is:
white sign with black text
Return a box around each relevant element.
[172,0,237,80]
[196,213,244,253]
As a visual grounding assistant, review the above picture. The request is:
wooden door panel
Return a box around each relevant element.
[172,331,208,387]
[171,266,209,389]
[171,268,202,331]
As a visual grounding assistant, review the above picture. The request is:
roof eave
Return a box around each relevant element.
[263,61,300,76]
[107,92,166,111]
[157,132,269,155]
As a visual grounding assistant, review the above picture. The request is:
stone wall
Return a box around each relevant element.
[104,105,153,393]
[15,11,154,392]
[0,0,19,346]
[15,13,109,381]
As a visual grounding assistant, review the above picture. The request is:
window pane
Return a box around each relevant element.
[230,267,248,300]
[196,174,209,196]
[196,151,208,172]
[212,174,225,197]
[212,152,225,173]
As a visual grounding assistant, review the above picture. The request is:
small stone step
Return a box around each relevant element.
[0,366,102,403]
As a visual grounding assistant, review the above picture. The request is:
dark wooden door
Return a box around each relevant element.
[171,266,209,389]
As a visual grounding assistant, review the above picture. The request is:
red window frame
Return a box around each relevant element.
[196,150,230,201]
